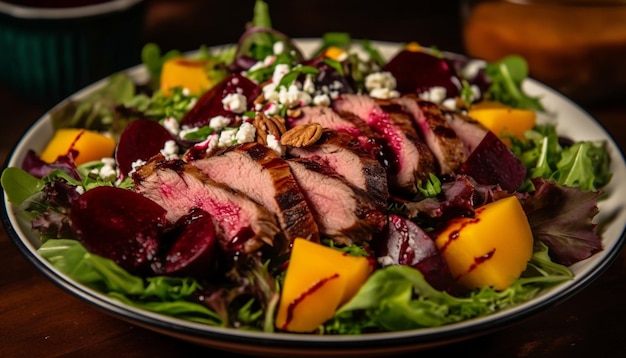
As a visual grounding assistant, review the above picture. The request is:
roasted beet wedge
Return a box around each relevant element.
[383,49,462,99]
[458,131,527,192]
[116,119,176,177]
[181,73,260,128]
[375,214,453,291]
[154,207,221,278]
[69,185,168,275]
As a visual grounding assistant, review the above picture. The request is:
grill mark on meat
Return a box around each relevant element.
[393,95,466,174]
[288,129,389,209]
[286,158,387,246]
[133,156,280,255]
[192,142,319,250]
[333,94,436,195]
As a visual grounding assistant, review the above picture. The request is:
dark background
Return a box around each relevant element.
[142,0,465,55]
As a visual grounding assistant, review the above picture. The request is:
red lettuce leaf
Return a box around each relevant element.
[521,178,602,266]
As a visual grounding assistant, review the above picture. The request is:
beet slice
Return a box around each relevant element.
[181,73,260,128]
[70,186,168,274]
[458,131,527,192]
[154,207,221,278]
[382,49,462,98]
[374,214,453,291]
[115,119,175,177]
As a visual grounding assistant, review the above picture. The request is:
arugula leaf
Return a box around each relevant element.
[485,55,544,111]
[511,124,612,192]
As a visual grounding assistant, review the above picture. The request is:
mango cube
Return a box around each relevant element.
[160,57,214,96]
[434,195,533,291]
[468,101,536,143]
[275,238,373,332]
[40,128,116,166]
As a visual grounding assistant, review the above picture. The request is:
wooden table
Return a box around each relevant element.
[1,1,625,357]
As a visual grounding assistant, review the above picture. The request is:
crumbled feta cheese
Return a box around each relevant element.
[236,122,256,144]
[160,140,179,160]
[272,63,291,85]
[313,93,331,107]
[209,115,231,131]
[193,133,219,155]
[162,117,180,136]
[266,133,284,156]
[273,41,285,55]
[461,59,487,80]
[262,82,280,102]
[278,84,311,108]
[218,128,237,147]
[302,76,315,94]
[222,93,247,114]
[75,186,85,195]
[442,98,457,110]
[263,101,280,116]
[419,86,447,103]
[470,84,481,102]
[369,87,399,99]
[377,255,394,267]
[365,71,399,99]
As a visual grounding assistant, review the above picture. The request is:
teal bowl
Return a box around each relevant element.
[0,0,147,106]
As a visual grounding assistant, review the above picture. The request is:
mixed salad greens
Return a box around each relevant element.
[1,0,613,334]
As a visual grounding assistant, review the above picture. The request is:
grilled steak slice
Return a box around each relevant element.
[286,158,387,246]
[288,105,385,159]
[133,156,280,255]
[288,105,373,138]
[333,94,436,195]
[192,142,320,250]
[394,95,466,175]
[288,129,389,209]
[442,109,489,157]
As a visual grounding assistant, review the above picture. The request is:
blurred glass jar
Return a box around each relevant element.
[461,0,626,104]
[0,0,147,106]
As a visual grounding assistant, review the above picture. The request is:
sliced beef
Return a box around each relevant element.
[288,105,366,137]
[286,158,387,246]
[192,142,319,251]
[288,105,385,159]
[393,95,467,175]
[133,156,280,255]
[333,94,436,195]
[442,109,489,157]
[288,129,389,209]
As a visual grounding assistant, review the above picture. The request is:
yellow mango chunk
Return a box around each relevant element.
[160,57,214,96]
[39,128,116,166]
[404,41,422,52]
[275,238,373,332]
[468,101,536,143]
[434,195,533,291]
[323,46,348,61]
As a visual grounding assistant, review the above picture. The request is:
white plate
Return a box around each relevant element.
[2,40,626,357]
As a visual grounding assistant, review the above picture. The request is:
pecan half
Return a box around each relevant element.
[253,112,287,145]
[280,123,323,147]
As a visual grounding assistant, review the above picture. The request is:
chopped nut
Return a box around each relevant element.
[286,108,302,118]
[280,123,323,147]
[253,112,287,145]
